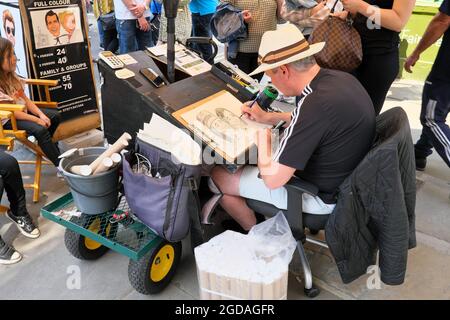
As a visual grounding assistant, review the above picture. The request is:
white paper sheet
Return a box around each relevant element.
[138,113,202,165]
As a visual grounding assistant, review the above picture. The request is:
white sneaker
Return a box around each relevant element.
[0,238,23,265]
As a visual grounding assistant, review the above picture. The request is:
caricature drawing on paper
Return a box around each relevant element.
[174,90,270,162]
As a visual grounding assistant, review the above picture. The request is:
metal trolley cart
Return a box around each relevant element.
[40,192,184,295]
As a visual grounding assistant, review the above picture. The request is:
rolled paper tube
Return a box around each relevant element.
[281,271,288,300]
[110,153,121,165]
[198,269,211,300]
[89,132,131,172]
[262,280,275,300]
[208,272,220,300]
[70,165,92,176]
[250,281,262,300]
[93,157,113,175]
[274,275,281,300]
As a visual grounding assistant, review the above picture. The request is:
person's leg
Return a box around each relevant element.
[0,234,22,265]
[229,52,263,81]
[97,18,105,48]
[136,17,153,51]
[415,79,435,168]
[354,50,399,115]
[211,166,257,231]
[5,118,61,166]
[416,79,450,167]
[150,15,160,46]
[103,27,118,53]
[189,13,200,54]
[0,152,27,217]
[228,52,251,73]
[0,152,40,239]
[247,52,264,81]
[116,19,138,54]
[190,13,213,61]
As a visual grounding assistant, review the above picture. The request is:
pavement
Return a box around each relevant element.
[0,13,449,300]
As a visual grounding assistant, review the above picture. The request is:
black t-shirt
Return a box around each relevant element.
[429,0,450,82]
[353,0,400,55]
[272,69,376,204]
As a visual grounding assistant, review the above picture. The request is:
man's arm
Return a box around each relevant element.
[241,102,292,127]
[122,0,150,17]
[256,128,296,189]
[405,12,450,73]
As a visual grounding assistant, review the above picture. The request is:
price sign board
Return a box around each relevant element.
[20,0,98,121]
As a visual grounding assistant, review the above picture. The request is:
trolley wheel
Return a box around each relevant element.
[309,229,320,235]
[128,240,182,295]
[64,215,117,260]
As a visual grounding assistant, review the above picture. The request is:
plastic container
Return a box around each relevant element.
[59,147,120,214]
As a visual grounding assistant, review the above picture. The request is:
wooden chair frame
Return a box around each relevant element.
[0,79,58,203]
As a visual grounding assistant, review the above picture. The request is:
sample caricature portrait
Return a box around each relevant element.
[2,10,15,47]
[59,10,83,44]
[0,5,28,82]
[31,7,84,49]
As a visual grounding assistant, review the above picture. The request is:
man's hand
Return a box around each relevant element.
[404,53,419,73]
[138,16,150,31]
[131,3,146,17]
[311,1,326,16]
[39,113,51,127]
[341,0,364,14]
[241,101,270,124]
[242,10,252,23]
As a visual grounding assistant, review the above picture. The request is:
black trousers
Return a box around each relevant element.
[0,151,28,217]
[4,108,61,166]
[228,52,264,81]
[415,77,450,167]
[190,13,214,62]
[353,50,399,115]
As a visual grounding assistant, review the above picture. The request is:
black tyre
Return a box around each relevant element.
[64,215,117,260]
[128,240,182,295]
[309,229,320,235]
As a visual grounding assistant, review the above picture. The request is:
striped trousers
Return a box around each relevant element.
[415,77,450,167]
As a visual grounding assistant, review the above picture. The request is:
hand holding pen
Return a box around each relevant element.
[239,92,261,118]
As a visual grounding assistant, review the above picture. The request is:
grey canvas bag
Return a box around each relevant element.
[123,137,202,242]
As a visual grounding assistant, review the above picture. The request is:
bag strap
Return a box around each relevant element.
[330,0,339,14]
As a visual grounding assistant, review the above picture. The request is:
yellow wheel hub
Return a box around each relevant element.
[84,218,111,250]
[150,244,175,282]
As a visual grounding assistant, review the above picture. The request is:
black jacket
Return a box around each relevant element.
[325,107,417,285]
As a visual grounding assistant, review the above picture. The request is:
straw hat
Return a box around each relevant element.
[249,24,325,76]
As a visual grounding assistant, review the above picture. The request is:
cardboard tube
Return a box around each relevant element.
[281,271,288,300]
[93,157,113,175]
[262,280,275,300]
[250,281,262,300]
[229,276,238,300]
[70,165,92,176]
[89,132,131,172]
[274,275,281,300]
[110,153,121,165]
[209,273,220,300]
[198,269,211,300]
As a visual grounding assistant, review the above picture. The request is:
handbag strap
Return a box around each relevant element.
[331,0,339,14]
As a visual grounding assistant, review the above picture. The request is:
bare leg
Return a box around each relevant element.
[211,166,256,231]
